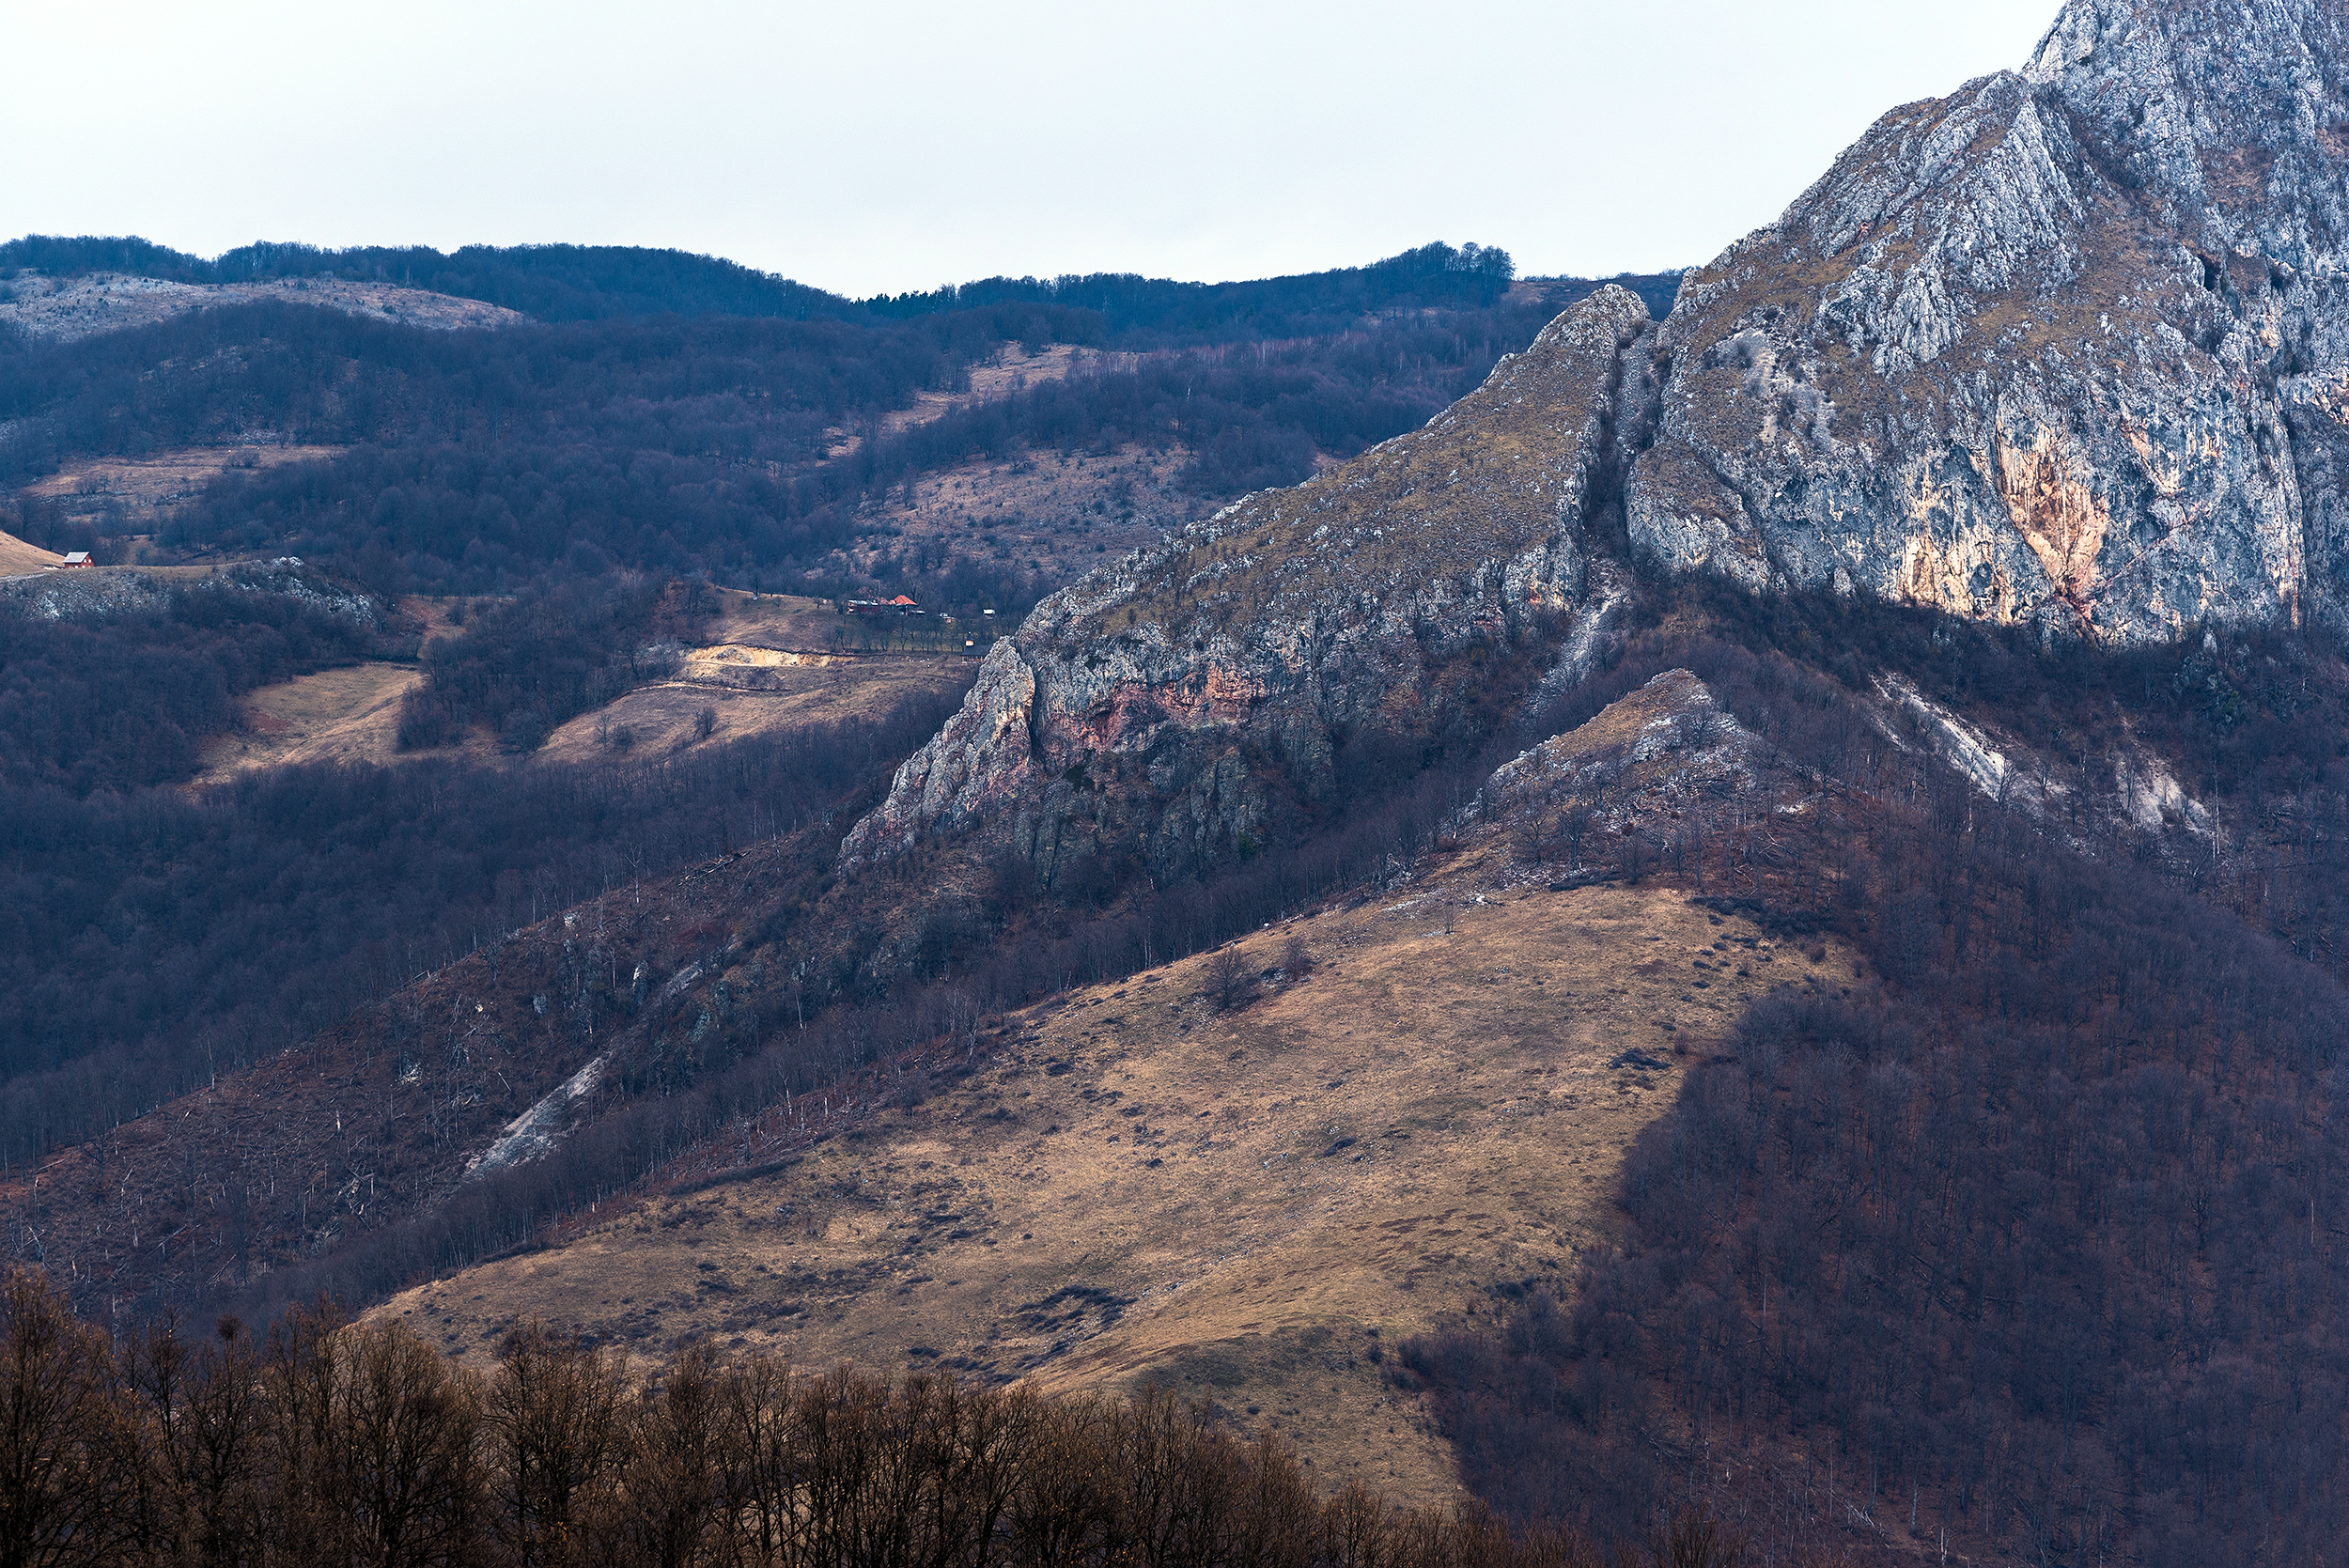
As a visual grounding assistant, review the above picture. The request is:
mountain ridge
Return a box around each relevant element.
[845,0,2349,902]
[1630,0,2348,641]
[2,232,1678,343]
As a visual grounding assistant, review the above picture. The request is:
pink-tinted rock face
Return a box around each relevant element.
[848,0,2349,886]
[839,287,1652,884]
[1629,0,2349,644]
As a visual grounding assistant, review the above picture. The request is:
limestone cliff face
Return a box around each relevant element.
[846,0,2349,880]
[839,287,1653,882]
[1628,0,2349,642]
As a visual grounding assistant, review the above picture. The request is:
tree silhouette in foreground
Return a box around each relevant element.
[0,1264,1841,1568]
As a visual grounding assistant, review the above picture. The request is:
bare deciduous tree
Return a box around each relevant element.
[483,1324,625,1568]
[1206,948,1256,1012]
[2,1261,1783,1568]
[0,1266,140,1568]
[1280,934,1314,978]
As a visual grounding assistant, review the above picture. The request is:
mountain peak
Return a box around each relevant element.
[848,0,2349,894]
[2023,0,2348,272]
[1627,0,2348,644]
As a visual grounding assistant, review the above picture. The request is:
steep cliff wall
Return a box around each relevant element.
[847,0,2349,879]
[1629,0,2349,642]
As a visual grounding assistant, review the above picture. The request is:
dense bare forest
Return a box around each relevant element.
[0,240,1672,603]
[0,1265,1813,1568]
[1394,594,2349,1566]
[0,665,967,1172]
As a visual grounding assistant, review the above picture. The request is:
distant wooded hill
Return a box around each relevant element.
[0,233,1681,337]
[0,236,1683,605]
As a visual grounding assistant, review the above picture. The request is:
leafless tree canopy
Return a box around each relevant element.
[0,1265,1813,1567]
[1206,947,1256,1013]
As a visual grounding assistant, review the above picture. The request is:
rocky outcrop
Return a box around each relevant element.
[1475,670,1772,852]
[847,0,2349,881]
[840,287,1654,882]
[0,557,383,628]
[1628,0,2349,642]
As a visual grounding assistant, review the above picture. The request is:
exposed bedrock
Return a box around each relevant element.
[846,0,2349,880]
[1630,0,2349,643]
[839,287,1654,883]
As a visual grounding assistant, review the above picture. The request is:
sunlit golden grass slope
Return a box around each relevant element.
[380,846,1858,1507]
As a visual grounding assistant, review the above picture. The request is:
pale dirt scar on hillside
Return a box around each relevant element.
[377,850,1856,1509]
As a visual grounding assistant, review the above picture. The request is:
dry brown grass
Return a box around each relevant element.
[193,662,424,780]
[705,590,851,649]
[192,590,977,779]
[871,446,1203,586]
[18,445,346,546]
[375,852,1855,1508]
[866,343,1112,442]
[537,591,979,764]
[0,526,63,576]
[537,661,971,764]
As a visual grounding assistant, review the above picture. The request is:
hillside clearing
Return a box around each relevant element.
[377,856,1854,1507]
[194,661,424,779]
[18,444,348,542]
[872,445,1203,585]
[192,589,979,778]
[0,527,63,576]
[536,660,976,764]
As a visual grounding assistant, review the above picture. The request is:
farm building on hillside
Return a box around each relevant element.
[59,551,94,568]
[846,595,924,615]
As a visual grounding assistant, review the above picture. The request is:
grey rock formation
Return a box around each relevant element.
[840,286,1653,882]
[1628,0,2349,643]
[1475,669,1771,849]
[0,557,381,628]
[847,0,2349,879]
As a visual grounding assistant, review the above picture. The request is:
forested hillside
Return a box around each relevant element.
[0,238,1678,609]
[0,237,1669,1169]
[2,232,1672,334]
[1377,591,2349,1565]
[0,235,864,322]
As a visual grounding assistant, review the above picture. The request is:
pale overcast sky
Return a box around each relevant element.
[7,0,2061,297]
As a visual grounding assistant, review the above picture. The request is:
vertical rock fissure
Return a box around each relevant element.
[1584,324,1663,566]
